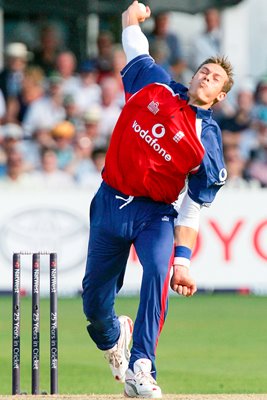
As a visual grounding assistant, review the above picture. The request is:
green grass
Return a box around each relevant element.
[1,294,267,395]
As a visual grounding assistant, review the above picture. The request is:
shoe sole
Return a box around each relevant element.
[124,389,162,399]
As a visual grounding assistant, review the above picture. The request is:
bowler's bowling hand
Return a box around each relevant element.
[170,265,197,297]
[122,1,151,29]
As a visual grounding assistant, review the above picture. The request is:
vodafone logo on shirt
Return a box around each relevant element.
[132,120,171,162]
[151,123,165,138]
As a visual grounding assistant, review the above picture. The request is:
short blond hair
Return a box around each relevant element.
[196,55,234,93]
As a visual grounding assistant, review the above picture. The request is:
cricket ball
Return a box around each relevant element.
[138,3,147,17]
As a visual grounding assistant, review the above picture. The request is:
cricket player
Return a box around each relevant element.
[82,1,233,398]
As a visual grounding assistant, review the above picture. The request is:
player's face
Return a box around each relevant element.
[188,63,228,109]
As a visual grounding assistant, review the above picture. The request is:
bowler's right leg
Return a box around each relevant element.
[82,185,133,382]
[82,224,131,350]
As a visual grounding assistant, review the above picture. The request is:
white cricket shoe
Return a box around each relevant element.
[124,358,162,398]
[104,315,133,383]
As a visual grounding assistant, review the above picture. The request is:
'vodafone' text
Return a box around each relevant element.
[132,120,171,162]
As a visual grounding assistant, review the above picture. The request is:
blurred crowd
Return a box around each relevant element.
[1,11,267,190]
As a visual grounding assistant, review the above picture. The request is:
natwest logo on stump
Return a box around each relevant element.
[132,120,171,162]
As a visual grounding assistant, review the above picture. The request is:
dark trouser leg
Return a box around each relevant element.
[130,216,174,377]
[82,187,131,350]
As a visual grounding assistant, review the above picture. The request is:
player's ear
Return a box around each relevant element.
[216,91,226,103]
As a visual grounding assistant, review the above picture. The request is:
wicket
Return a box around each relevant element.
[12,252,58,395]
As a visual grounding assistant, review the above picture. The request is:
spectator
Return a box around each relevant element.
[33,24,62,76]
[22,73,66,137]
[147,12,186,79]
[75,144,106,188]
[94,31,115,79]
[98,77,121,146]
[111,45,126,80]
[0,123,40,173]
[80,78,121,148]
[212,97,235,128]
[82,105,102,147]
[20,126,56,171]
[253,78,267,123]
[0,42,31,101]
[246,119,267,187]
[69,134,95,184]
[55,51,80,97]
[0,123,24,154]
[224,145,260,188]
[189,8,222,72]
[74,60,101,114]
[50,120,75,170]
[5,66,45,124]
[221,87,255,151]
[108,45,127,107]
[149,38,171,74]
[0,123,24,175]
[30,147,74,188]
[91,146,106,173]
[63,94,84,132]
[0,147,32,186]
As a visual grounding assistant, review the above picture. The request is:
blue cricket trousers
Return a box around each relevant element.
[82,181,177,375]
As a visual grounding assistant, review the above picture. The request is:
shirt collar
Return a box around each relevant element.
[190,104,213,120]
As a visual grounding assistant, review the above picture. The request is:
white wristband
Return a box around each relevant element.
[173,257,190,268]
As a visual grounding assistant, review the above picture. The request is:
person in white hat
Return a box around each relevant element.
[5,42,31,60]
[0,42,31,101]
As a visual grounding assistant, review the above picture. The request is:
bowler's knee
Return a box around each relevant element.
[87,315,114,332]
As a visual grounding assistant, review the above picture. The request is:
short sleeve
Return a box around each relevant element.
[187,123,227,206]
[121,55,171,100]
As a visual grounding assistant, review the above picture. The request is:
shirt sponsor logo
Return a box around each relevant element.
[132,120,172,162]
[147,100,159,115]
[214,168,228,185]
[219,168,227,181]
[151,123,165,138]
